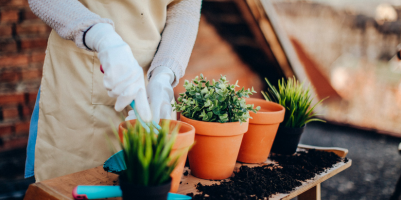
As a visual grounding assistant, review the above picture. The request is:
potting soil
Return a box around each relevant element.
[187,149,348,200]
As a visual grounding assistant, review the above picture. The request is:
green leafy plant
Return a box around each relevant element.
[262,77,326,128]
[111,121,185,186]
[173,74,260,123]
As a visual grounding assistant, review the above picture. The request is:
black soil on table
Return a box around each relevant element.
[187,149,347,200]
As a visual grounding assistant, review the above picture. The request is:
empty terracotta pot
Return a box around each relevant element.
[237,98,285,163]
[119,119,195,193]
[181,115,249,180]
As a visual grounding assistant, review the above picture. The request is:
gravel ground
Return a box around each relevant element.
[300,122,401,200]
[1,122,400,200]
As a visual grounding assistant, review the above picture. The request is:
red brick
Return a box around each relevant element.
[0,9,19,23]
[0,69,20,82]
[0,0,29,7]
[15,120,30,135]
[0,25,12,38]
[20,37,48,51]
[0,39,18,52]
[22,105,32,117]
[0,93,25,105]
[2,106,19,120]
[0,137,28,152]
[0,123,14,137]
[16,22,51,36]
[21,68,41,80]
[30,52,45,63]
[0,54,29,67]
[27,91,38,104]
[21,9,38,20]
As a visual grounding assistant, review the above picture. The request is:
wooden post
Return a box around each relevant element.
[298,183,321,200]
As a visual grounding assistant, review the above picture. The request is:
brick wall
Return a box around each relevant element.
[0,0,50,152]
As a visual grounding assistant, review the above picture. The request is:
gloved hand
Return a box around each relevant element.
[125,67,174,123]
[85,23,152,122]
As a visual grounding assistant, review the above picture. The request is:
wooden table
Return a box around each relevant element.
[24,144,351,200]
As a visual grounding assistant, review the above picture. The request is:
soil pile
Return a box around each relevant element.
[187,149,348,200]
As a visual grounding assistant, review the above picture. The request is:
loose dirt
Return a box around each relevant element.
[187,149,348,199]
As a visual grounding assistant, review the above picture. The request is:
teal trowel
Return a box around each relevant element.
[104,150,126,173]
[73,185,191,199]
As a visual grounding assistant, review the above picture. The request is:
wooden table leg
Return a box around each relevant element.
[298,183,321,200]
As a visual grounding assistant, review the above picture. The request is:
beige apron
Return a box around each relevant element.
[35,0,178,182]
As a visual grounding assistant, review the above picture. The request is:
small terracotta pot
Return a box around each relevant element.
[237,98,285,163]
[118,119,195,193]
[181,115,249,180]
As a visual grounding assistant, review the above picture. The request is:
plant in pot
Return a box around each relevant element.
[262,77,326,155]
[114,120,189,200]
[173,74,260,180]
[118,119,195,193]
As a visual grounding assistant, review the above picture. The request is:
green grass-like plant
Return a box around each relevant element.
[173,74,260,123]
[262,77,326,128]
[111,121,185,186]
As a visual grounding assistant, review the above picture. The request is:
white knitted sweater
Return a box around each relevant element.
[28,0,202,87]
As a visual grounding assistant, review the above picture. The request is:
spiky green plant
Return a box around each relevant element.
[262,77,326,128]
[173,74,260,123]
[111,121,185,186]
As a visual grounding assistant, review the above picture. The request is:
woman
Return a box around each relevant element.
[25,0,201,182]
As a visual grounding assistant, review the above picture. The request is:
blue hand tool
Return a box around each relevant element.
[72,185,191,200]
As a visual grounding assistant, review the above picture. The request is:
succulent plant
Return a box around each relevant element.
[112,121,184,186]
[262,77,326,128]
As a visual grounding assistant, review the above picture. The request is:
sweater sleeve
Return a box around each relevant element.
[147,0,202,87]
[28,0,114,50]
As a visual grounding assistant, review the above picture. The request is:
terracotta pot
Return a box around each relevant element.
[237,98,285,163]
[181,115,249,180]
[118,119,195,193]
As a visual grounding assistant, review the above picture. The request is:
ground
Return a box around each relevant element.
[300,122,401,200]
[0,122,400,200]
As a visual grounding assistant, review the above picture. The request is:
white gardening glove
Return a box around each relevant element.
[85,23,152,122]
[125,67,174,123]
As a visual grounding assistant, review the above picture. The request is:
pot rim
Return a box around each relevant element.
[119,119,195,149]
[279,124,306,131]
[180,114,249,136]
[245,98,285,124]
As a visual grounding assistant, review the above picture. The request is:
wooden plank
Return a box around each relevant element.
[25,145,351,200]
[298,144,349,158]
[298,184,321,200]
[176,147,351,200]
[274,160,350,200]
[251,0,321,106]
[245,0,295,78]
[24,166,120,200]
[24,184,61,200]
[257,0,308,81]
[233,0,285,77]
